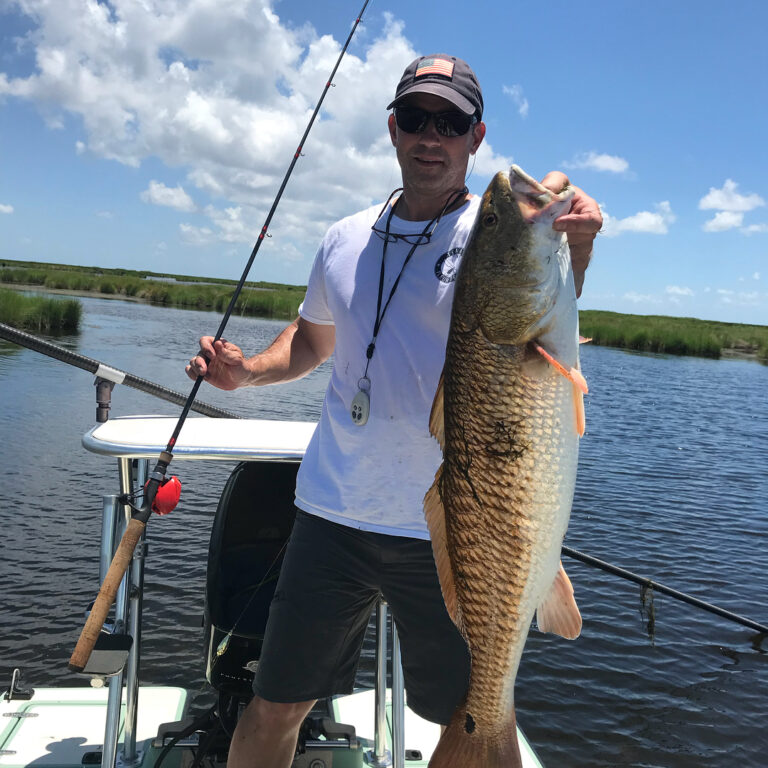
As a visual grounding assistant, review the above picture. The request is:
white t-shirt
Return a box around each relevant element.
[295,195,481,539]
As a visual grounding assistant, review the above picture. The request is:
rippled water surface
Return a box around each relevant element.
[1,296,767,767]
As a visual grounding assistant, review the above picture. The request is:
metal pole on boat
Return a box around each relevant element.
[366,600,392,767]
[391,623,405,768]
[102,491,132,768]
[95,493,124,768]
[99,496,120,583]
[121,459,149,765]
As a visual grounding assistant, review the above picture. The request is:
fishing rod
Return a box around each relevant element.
[0,322,241,420]
[562,544,768,634]
[68,0,371,673]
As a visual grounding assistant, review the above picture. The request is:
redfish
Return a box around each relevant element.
[426,165,586,768]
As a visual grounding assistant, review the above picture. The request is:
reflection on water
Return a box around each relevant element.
[1,296,767,767]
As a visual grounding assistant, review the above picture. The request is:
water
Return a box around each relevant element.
[1,295,767,767]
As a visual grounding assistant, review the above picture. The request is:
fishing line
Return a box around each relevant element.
[209,539,288,663]
[68,0,372,674]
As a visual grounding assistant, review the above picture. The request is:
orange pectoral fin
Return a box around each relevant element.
[533,342,588,394]
[536,561,582,640]
[574,385,586,437]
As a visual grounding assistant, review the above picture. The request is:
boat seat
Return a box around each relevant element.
[204,460,298,697]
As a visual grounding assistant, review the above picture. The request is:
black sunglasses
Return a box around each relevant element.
[393,106,477,137]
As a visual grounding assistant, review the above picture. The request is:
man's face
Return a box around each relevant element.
[388,93,485,201]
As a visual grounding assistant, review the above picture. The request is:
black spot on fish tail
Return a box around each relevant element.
[465,713,476,734]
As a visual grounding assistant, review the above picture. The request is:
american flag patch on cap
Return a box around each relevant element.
[415,57,454,79]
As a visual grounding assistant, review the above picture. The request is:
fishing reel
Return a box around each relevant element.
[118,460,182,518]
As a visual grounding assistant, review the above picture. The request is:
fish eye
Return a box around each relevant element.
[483,213,498,226]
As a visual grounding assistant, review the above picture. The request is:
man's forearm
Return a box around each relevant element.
[244,318,334,386]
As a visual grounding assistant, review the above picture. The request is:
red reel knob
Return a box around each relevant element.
[151,476,181,515]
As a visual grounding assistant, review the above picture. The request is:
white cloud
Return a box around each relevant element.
[666,285,694,296]
[565,152,629,174]
[699,179,765,212]
[0,204,13,214]
[754,272,760,281]
[742,223,768,234]
[0,3,510,266]
[180,223,215,246]
[703,211,743,232]
[141,180,196,212]
[601,201,675,237]
[624,291,660,304]
[717,289,760,306]
[502,84,528,118]
[96,210,113,218]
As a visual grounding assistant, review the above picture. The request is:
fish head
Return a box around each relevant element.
[457,166,576,352]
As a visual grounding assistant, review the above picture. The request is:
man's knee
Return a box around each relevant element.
[238,695,317,734]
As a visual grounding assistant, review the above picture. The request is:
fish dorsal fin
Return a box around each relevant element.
[424,465,462,631]
[428,369,445,450]
[532,342,588,394]
[536,561,582,639]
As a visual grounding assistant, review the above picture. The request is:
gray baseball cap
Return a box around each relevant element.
[386,54,483,118]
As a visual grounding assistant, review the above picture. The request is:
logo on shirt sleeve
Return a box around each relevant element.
[434,247,464,283]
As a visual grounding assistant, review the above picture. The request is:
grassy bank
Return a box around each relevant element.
[0,260,305,320]
[579,310,768,362]
[2,261,766,362]
[0,288,82,332]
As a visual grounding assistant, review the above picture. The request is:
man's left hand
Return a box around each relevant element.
[540,171,602,298]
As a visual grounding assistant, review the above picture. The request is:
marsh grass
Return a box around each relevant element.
[580,310,768,362]
[0,288,82,332]
[0,260,305,320]
[3,261,766,360]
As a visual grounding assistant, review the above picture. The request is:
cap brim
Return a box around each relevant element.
[386,83,476,115]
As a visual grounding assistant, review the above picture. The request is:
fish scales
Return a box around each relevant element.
[426,166,583,768]
[443,328,575,730]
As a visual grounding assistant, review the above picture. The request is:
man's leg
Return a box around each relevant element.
[234,512,380,766]
[379,535,470,725]
[227,695,316,768]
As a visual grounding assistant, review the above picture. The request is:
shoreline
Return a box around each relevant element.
[2,281,766,364]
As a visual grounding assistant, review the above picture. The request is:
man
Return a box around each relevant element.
[187,54,601,768]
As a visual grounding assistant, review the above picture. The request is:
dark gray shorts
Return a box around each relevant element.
[253,510,470,725]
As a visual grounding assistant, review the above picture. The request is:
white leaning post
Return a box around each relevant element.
[366,600,406,768]
[367,601,392,767]
[391,621,405,768]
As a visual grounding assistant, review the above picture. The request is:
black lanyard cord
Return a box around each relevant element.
[363,186,468,379]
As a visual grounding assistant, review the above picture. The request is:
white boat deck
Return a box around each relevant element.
[0,687,186,768]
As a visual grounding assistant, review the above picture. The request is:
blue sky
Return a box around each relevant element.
[1,0,766,324]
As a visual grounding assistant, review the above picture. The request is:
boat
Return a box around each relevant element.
[1,414,545,768]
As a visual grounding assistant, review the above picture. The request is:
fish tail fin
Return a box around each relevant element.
[428,710,522,768]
